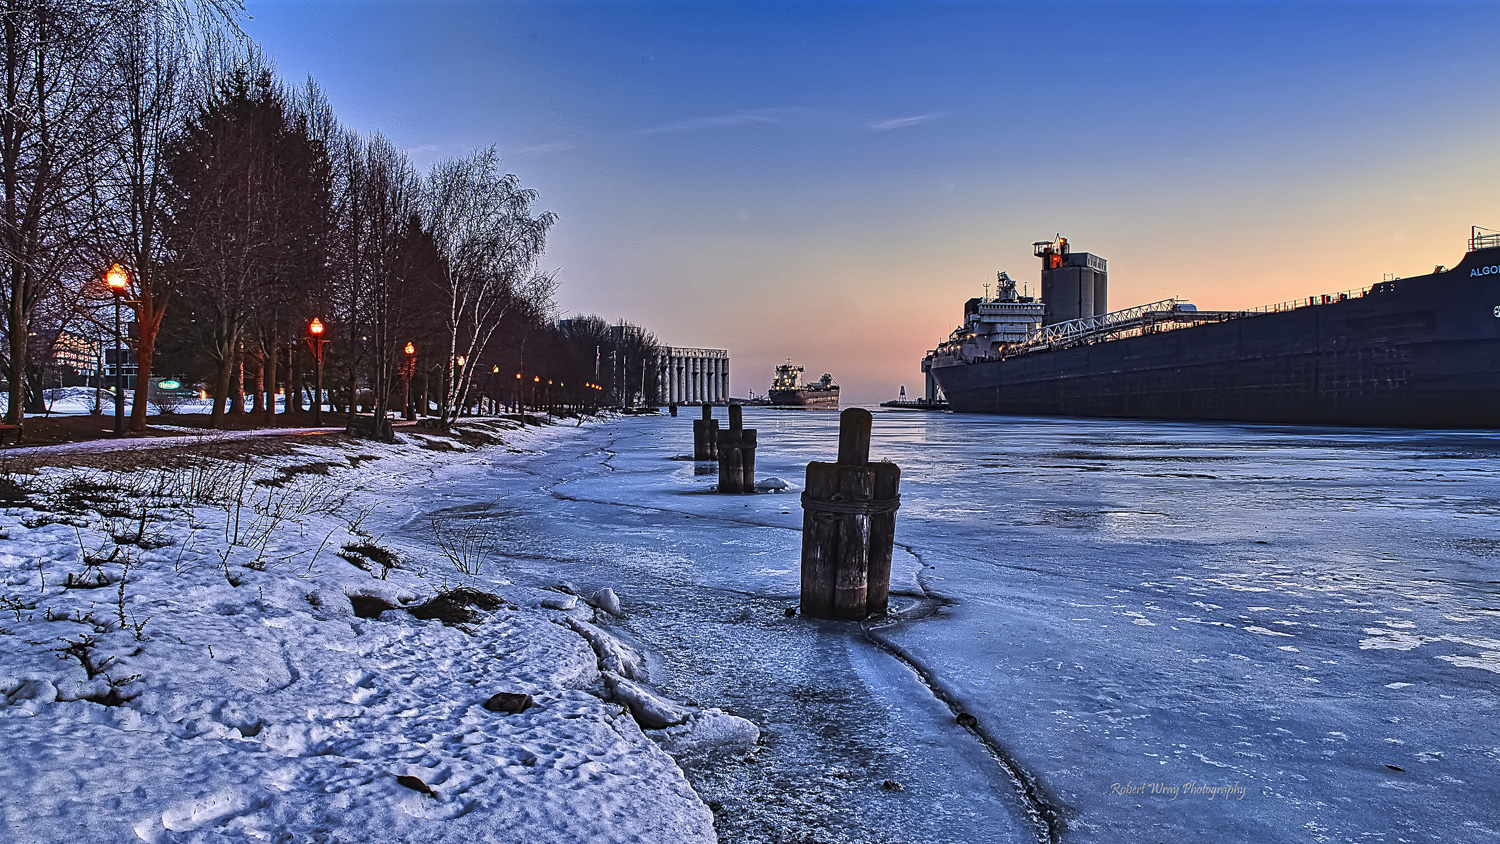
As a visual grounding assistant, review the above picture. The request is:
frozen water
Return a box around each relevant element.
[394,415,1043,843]
[398,409,1500,842]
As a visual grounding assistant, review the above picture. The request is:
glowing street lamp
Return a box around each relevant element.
[104,263,132,437]
[402,342,417,420]
[307,318,328,426]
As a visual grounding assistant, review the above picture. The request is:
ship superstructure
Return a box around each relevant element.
[768,362,839,408]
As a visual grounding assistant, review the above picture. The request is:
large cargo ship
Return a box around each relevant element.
[925,228,1500,428]
[768,362,840,408]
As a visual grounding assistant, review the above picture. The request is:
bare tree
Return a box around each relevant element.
[0,0,118,423]
[99,0,241,431]
[423,147,555,426]
[347,134,420,440]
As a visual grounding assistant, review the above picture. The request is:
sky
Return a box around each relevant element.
[243,1,1500,404]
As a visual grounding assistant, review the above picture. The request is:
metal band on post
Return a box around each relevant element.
[799,492,901,516]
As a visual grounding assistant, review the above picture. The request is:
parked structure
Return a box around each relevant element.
[656,346,729,405]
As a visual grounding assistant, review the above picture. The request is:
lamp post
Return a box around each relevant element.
[454,355,467,416]
[307,318,328,426]
[104,263,131,436]
[515,372,522,411]
[402,342,416,420]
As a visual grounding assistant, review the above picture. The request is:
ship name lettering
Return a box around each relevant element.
[1472,265,1500,277]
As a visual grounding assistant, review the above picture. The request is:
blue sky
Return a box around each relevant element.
[245,1,1500,403]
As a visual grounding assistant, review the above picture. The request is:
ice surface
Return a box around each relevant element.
[402,410,1500,843]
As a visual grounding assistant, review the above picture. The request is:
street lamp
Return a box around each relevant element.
[104,263,131,437]
[453,356,467,416]
[307,318,328,426]
[402,342,416,420]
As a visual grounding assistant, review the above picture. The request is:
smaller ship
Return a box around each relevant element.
[767,362,839,408]
[879,384,950,411]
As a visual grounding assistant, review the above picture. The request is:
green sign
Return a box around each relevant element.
[157,380,181,390]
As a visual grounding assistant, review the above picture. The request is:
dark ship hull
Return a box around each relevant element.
[930,245,1500,428]
[768,388,840,408]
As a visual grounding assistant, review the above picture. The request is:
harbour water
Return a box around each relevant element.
[402,409,1500,842]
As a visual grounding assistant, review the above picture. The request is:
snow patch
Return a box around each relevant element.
[605,673,692,729]
[1242,625,1293,638]
[592,587,625,617]
[1436,653,1500,674]
[649,710,761,759]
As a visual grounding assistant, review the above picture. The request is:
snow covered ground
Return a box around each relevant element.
[23,386,270,417]
[0,418,747,843]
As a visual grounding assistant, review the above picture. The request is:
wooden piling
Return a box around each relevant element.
[717,404,757,493]
[799,408,900,619]
[692,405,719,461]
[866,461,900,614]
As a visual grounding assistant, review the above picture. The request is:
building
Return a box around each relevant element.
[655,346,729,406]
[1035,235,1108,325]
[52,330,101,378]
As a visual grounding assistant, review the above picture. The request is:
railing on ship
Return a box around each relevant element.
[943,264,1440,365]
[1472,226,1500,252]
[997,287,1372,358]
[1239,285,1373,315]
[1025,298,1183,347]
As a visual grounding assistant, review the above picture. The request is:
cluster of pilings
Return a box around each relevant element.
[687,405,900,620]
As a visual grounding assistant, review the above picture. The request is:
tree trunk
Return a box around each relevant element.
[129,288,169,432]
[263,341,278,424]
[230,344,245,414]
[130,309,157,431]
[288,345,304,413]
[6,287,25,426]
[209,351,233,429]
[250,350,264,413]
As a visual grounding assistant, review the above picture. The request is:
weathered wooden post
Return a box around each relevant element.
[800,408,900,619]
[669,403,678,417]
[692,405,719,461]
[717,404,757,493]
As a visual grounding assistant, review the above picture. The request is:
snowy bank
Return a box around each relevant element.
[0,417,749,842]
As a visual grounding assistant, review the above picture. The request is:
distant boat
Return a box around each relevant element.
[767,362,839,408]
[880,384,950,411]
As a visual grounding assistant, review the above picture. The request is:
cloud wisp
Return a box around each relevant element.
[511,140,576,157]
[638,108,799,136]
[867,112,946,131]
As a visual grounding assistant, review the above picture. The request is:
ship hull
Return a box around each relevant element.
[930,246,1500,428]
[768,389,840,408]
